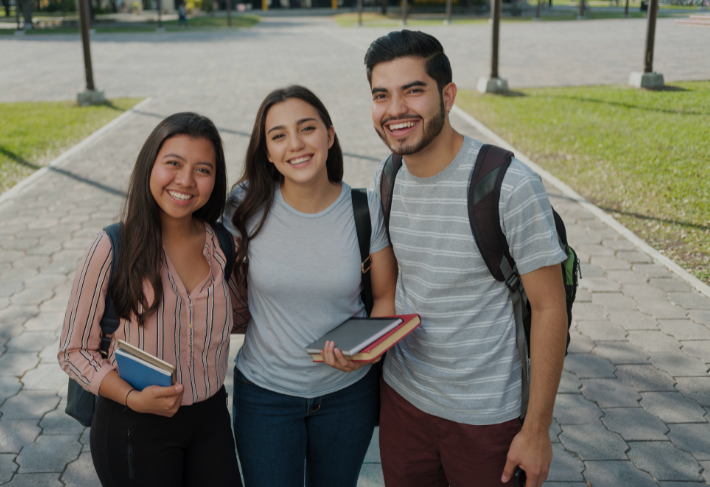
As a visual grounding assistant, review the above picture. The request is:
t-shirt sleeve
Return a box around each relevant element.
[367,187,389,254]
[499,160,567,276]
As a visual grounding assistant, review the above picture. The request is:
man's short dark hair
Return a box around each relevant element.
[364,30,453,93]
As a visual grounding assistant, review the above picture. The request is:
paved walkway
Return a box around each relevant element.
[1,17,709,487]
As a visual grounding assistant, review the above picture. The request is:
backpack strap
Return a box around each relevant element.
[467,144,530,419]
[379,153,403,242]
[211,221,236,283]
[351,188,374,316]
[100,223,123,357]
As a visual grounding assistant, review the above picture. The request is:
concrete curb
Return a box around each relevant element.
[0,96,154,209]
[451,104,710,299]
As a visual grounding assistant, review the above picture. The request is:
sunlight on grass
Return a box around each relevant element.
[457,82,710,283]
[0,99,142,194]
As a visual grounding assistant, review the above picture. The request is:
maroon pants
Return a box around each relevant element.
[379,377,521,487]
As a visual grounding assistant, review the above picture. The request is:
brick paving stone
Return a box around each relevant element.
[363,427,380,464]
[583,460,657,487]
[554,394,603,425]
[61,451,101,487]
[39,405,85,436]
[601,407,669,440]
[592,293,637,310]
[0,307,39,329]
[5,332,56,353]
[9,288,55,306]
[649,352,709,377]
[0,376,22,405]
[616,365,677,392]
[602,239,636,251]
[627,330,682,352]
[640,392,707,423]
[580,263,605,276]
[0,278,24,298]
[558,370,582,394]
[0,391,60,420]
[21,364,66,391]
[79,428,90,452]
[574,288,592,302]
[23,313,66,332]
[358,464,385,487]
[651,278,694,293]
[689,310,710,327]
[567,331,594,354]
[577,245,615,257]
[0,453,18,484]
[576,320,626,341]
[675,377,710,407]
[2,473,63,487]
[634,264,674,278]
[616,251,653,263]
[701,461,710,483]
[559,423,628,460]
[681,341,710,363]
[657,483,709,487]
[667,423,710,461]
[0,353,40,377]
[17,434,82,473]
[608,310,658,330]
[606,270,649,285]
[627,441,704,481]
[39,339,61,361]
[641,301,689,320]
[564,354,616,378]
[593,341,649,365]
[581,379,641,407]
[658,320,710,340]
[591,256,631,270]
[573,303,608,321]
[546,443,584,482]
[0,420,40,453]
[622,284,669,301]
[550,418,562,443]
[668,293,710,311]
[579,277,620,292]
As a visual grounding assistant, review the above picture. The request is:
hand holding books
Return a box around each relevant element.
[125,383,185,418]
[320,340,382,373]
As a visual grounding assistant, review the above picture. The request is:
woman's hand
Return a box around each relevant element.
[321,341,381,373]
[127,384,184,417]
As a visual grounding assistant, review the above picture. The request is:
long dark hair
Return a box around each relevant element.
[230,85,344,289]
[113,112,227,324]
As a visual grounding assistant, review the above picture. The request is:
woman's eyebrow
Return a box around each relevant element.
[297,118,317,125]
[196,161,215,169]
[162,153,186,161]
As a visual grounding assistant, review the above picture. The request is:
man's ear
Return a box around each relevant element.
[442,82,458,112]
[327,126,335,149]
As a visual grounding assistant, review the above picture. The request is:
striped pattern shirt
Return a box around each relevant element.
[370,136,566,425]
[58,223,250,405]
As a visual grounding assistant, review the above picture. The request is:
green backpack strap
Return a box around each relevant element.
[351,188,373,316]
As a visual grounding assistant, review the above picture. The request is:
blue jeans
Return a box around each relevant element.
[232,365,379,487]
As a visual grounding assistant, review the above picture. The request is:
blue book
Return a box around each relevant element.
[115,340,176,391]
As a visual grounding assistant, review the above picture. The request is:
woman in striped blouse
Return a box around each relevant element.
[58,113,249,487]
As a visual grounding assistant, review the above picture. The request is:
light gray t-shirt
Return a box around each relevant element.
[223,182,389,398]
[370,136,567,425]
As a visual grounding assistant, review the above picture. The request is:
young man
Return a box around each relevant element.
[365,31,568,487]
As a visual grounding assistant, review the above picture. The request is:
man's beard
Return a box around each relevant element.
[375,98,446,156]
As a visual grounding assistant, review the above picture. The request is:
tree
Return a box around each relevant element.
[2,0,9,18]
[21,0,34,29]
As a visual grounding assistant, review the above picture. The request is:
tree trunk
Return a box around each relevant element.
[2,0,9,18]
[22,0,33,28]
[380,0,386,14]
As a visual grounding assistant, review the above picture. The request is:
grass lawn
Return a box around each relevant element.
[0,99,142,195]
[456,82,710,284]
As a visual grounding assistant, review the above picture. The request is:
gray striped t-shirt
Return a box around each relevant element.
[370,136,566,425]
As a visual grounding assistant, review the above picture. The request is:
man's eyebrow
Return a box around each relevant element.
[402,81,427,90]
[162,153,186,161]
[372,87,388,95]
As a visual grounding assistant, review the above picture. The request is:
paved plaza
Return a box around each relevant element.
[1,16,710,487]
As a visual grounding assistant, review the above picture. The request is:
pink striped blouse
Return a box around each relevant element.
[58,223,250,406]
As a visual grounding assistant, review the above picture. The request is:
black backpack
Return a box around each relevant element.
[65,221,236,427]
[377,144,580,419]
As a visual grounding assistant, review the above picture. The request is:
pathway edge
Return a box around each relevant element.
[0,96,154,209]
[451,104,710,299]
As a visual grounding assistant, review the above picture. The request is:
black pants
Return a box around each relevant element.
[90,386,241,487]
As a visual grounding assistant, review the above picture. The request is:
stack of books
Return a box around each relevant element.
[115,340,176,390]
[306,314,421,363]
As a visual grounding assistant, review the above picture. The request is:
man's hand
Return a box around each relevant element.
[321,340,381,373]
[127,384,184,417]
[501,425,552,487]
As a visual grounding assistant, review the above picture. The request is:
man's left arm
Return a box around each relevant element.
[501,264,568,487]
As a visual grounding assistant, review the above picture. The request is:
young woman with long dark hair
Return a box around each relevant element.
[224,85,398,487]
[58,113,249,487]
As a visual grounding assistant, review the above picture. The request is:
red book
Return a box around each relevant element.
[310,314,421,363]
